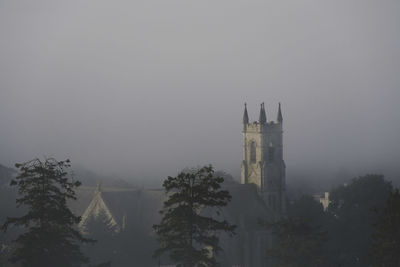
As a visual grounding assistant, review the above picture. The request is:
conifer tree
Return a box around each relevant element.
[1,158,94,267]
[153,165,236,267]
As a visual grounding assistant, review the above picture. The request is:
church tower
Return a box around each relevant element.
[241,103,286,213]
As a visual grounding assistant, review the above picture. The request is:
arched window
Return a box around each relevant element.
[250,141,256,163]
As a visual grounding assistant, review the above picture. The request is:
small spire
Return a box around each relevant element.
[243,103,249,124]
[96,180,102,193]
[259,103,267,124]
[277,102,283,123]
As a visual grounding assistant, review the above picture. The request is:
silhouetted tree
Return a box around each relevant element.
[153,165,236,267]
[1,158,94,267]
[369,188,400,266]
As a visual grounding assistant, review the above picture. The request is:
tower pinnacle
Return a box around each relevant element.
[277,102,283,123]
[243,103,249,124]
[259,103,267,124]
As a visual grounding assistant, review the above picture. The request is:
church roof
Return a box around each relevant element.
[75,183,275,235]
[71,183,276,267]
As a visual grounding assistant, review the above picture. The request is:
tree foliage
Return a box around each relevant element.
[369,188,400,267]
[263,174,395,267]
[325,174,392,266]
[153,165,236,267]
[1,158,94,267]
[262,195,327,267]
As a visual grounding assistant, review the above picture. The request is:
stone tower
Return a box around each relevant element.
[241,103,286,213]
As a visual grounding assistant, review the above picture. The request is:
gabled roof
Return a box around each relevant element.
[78,187,166,234]
[79,191,120,234]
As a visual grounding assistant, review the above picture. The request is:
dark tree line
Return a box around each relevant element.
[261,195,327,267]
[264,174,400,267]
[369,188,400,267]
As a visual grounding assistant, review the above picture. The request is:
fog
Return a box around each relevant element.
[0,0,399,185]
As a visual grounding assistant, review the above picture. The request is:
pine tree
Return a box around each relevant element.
[153,165,236,267]
[1,158,94,267]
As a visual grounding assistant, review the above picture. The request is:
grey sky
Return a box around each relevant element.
[0,0,399,182]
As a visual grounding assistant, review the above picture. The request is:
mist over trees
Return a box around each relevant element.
[1,158,400,267]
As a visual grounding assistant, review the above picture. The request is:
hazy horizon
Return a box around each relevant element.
[1,0,399,185]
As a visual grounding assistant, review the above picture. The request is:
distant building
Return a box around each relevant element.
[313,192,331,211]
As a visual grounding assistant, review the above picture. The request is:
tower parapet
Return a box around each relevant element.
[241,103,286,213]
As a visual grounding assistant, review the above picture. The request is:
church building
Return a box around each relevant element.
[75,103,286,266]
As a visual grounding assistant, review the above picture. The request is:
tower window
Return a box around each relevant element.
[250,141,256,163]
